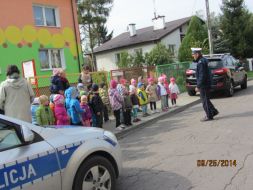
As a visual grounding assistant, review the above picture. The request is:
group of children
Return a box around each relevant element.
[30,73,180,130]
[108,75,180,130]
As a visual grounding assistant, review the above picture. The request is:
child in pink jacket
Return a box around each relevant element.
[53,94,70,126]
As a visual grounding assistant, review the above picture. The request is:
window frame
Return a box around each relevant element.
[168,44,176,56]
[39,49,66,71]
[115,53,121,64]
[33,4,61,27]
[0,119,44,152]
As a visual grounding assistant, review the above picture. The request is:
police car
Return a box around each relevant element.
[0,114,122,190]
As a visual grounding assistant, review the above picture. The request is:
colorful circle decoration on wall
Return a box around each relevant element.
[69,42,77,56]
[22,25,37,43]
[62,27,75,42]
[37,29,52,46]
[52,34,65,48]
[0,28,6,45]
[5,26,22,45]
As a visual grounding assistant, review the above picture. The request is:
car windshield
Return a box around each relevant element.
[189,60,223,70]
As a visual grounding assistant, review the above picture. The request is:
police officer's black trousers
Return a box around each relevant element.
[199,88,218,119]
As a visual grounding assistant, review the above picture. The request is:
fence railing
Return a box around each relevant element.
[28,62,190,96]
[156,62,190,92]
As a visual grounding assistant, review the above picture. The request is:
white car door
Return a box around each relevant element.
[0,119,61,190]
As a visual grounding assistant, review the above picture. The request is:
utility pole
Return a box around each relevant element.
[205,0,213,55]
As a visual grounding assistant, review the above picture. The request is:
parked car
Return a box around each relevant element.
[0,114,122,190]
[185,54,247,97]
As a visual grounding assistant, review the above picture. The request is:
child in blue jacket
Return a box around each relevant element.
[65,87,84,125]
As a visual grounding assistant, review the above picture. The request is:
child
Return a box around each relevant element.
[99,82,110,122]
[157,76,168,111]
[123,91,133,126]
[137,82,149,117]
[129,78,137,95]
[146,77,159,113]
[54,94,70,126]
[67,87,84,125]
[162,74,170,109]
[31,97,40,125]
[109,80,124,130]
[77,83,87,99]
[169,77,180,107]
[36,95,55,126]
[89,84,104,128]
[117,78,128,96]
[130,88,141,123]
[80,95,92,126]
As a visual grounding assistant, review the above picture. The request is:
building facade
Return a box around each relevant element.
[0,0,83,82]
[94,17,191,71]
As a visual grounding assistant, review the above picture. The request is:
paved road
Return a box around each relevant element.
[116,80,253,190]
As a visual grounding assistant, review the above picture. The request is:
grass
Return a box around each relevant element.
[247,71,253,79]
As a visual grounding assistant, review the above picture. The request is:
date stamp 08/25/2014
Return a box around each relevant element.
[197,160,237,167]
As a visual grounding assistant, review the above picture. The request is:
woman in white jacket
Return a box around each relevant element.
[0,65,34,122]
[169,77,180,107]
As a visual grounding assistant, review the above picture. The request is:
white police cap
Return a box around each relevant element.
[191,48,202,54]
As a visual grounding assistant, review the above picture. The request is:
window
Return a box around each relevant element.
[0,122,22,151]
[33,5,59,27]
[39,49,65,70]
[115,53,121,64]
[134,48,142,55]
[168,44,176,56]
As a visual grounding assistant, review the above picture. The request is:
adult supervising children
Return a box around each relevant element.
[192,48,219,122]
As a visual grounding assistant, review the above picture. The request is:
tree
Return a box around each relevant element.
[78,0,113,71]
[145,43,173,66]
[178,16,208,62]
[220,0,251,58]
[97,24,113,46]
[210,13,230,54]
[244,13,253,57]
[132,50,145,67]
[116,51,132,68]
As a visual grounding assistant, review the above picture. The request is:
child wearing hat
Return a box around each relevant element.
[89,84,104,128]
[31,97,40,125]
[67,87,84,126]
[157,76,168,111]
[146,77,159,114]
[80,95,92,126]
[137,82,149,117]
[109,80,124,130]
[36,95,55,126]
[99,82,110,122]
[169,77,180,107]
[54,94,70,126]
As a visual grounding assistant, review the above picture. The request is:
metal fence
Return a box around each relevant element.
[156,62,190,92]
[110,66,156,83]
[28,62,190,97]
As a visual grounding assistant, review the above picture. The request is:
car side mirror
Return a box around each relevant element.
[21,125,34,143]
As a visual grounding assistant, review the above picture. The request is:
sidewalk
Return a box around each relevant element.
[103,92,201,138]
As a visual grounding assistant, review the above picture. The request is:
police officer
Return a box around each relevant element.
[192,48,219,121]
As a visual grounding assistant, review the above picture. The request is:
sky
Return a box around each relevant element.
[106,0,253,37]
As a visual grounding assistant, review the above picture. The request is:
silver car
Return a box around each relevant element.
[0,114,122,190]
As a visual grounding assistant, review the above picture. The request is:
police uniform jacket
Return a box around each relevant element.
[195,56,212,89]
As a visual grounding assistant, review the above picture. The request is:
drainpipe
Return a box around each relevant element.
[71,0,82,72]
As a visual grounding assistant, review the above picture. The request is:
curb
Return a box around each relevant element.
[115,98,201,139]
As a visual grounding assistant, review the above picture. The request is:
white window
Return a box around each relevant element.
[115,53,121,64]
[168,44,176,56]
[33,5,60,27]
[134,48,142,55]
[39,49,65,70]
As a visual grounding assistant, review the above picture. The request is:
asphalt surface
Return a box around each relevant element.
[116,80,253,190]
